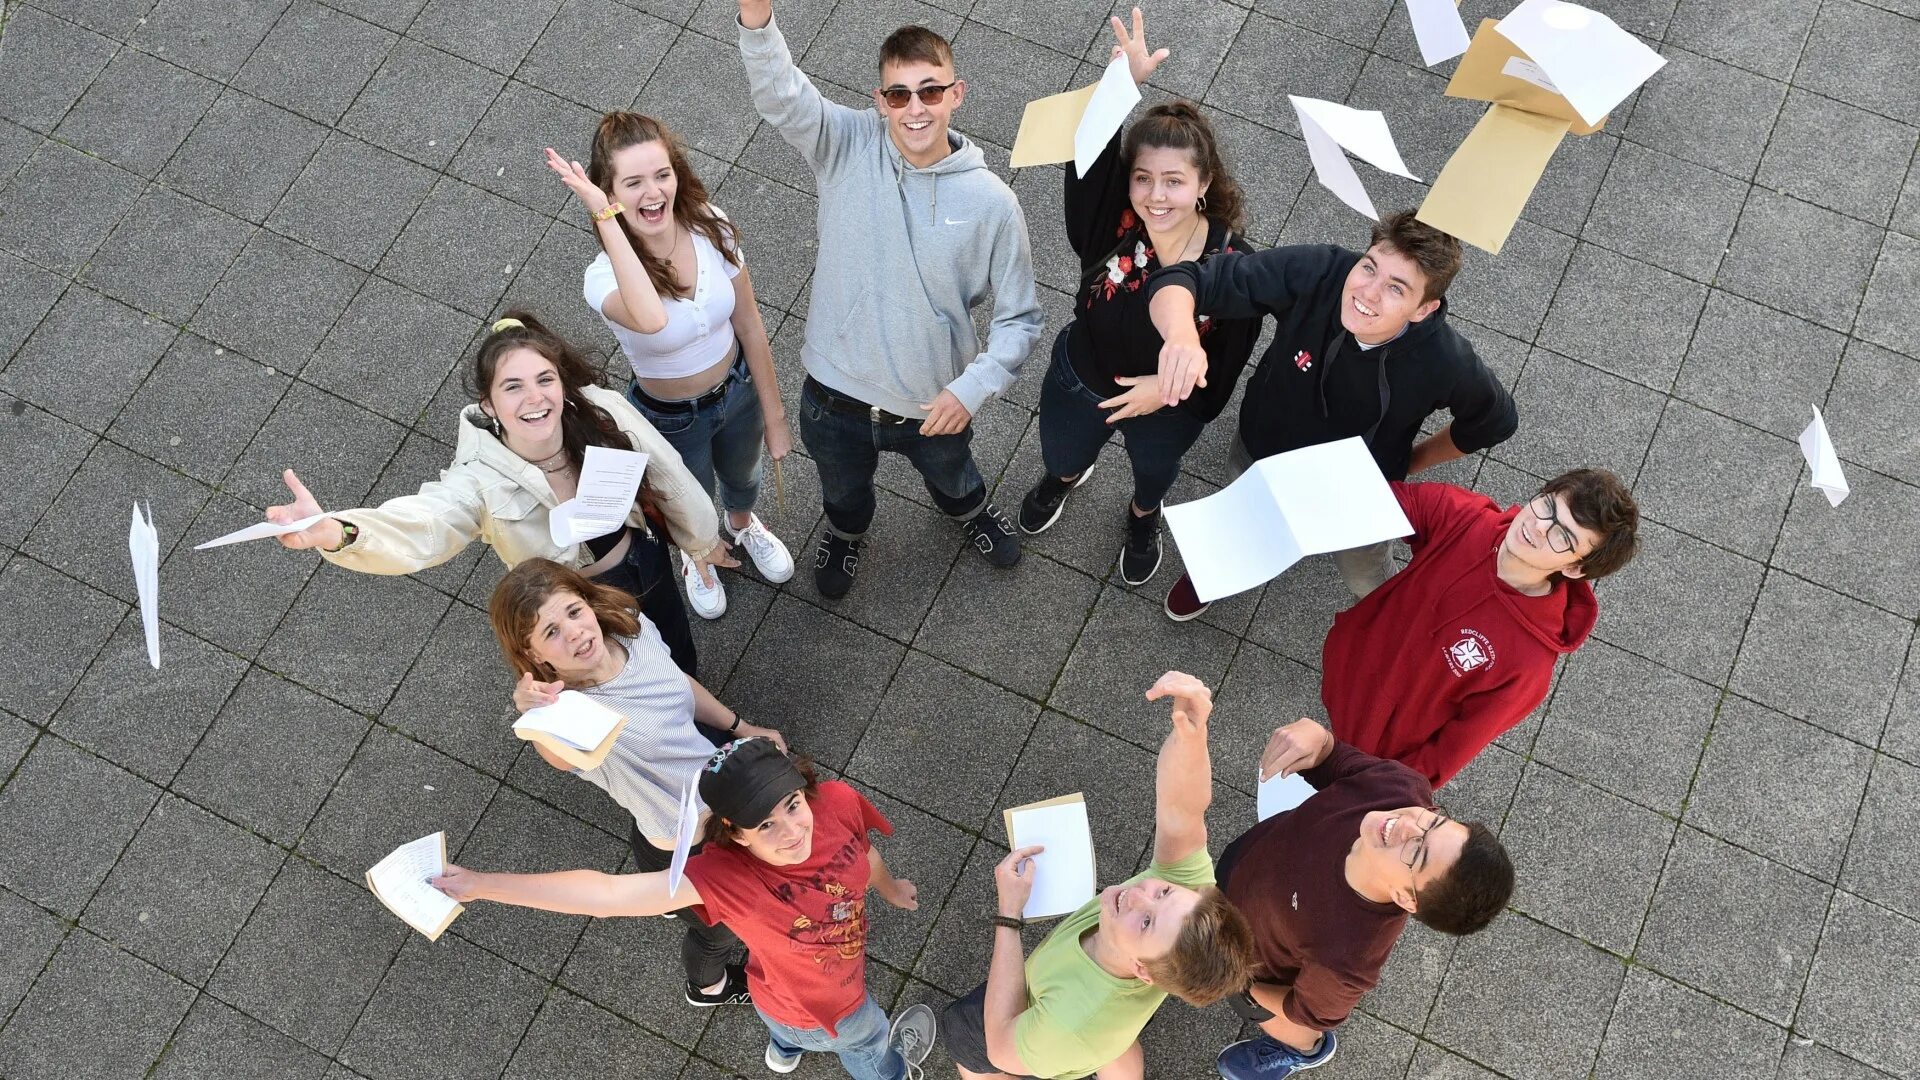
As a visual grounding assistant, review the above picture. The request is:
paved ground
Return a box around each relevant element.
[1,0,1918,1077]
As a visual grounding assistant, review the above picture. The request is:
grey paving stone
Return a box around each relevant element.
[0,248,64,369]
[519,0,677,114]
[0,735,159,916]
[161,495,319,657]
[916,552,1100,700]
[1688,696,1871,881]
[690,0,837,55]
[161,91,330,224]
[53,49,221,178]
[208,857,410,1053]
[1491,348,1664,482]
[712,169,817,313]
[109,336,287,483]
[636,30,765,161]
[1718,189,1883,331]
[1796,0,1920,126]
[50,615,247,783]
[1,285,177,431]
[1255,0,1393,49]
[0,139,143,275]
[268,132,439,271]
[1002,710,1156,867]
[1824,339,1920,486]
[323,0,430,29]
[1443,206,1580,334]
[305,280,472,426]
[1425,913,1625,1080]
[503,738,631,837]
[949,21,1079,154]
[82,187,254,324]
[1535,641,1715,815]
[342,39,506,171]
[862,789,976,972]
[1672,289,1847,441]
[1212,642,1321,789]
[913,834,1041,994]
[1406,1041,1505,1080]
[410,0,560,73]
[259,567,452,713]
[24,0,152,39]
[0,930,194,1080]
[380,602,518,773]
[1889,637,1920,765]
[1595,966,1783,1080]
[1774,1041,1897,1080]
[131,0,290,80]
[171,668,370,844]
[1349,54,1485,183]
[1583,142,1746,283]
[1666,0,1818,80]
[81,794,286,984]
[489,222,619,365]
[0,7,117,132]
[795,0,962,100]
[234,0,399,125]
[1839,753,1920,921]
[0,558,126,722]
[341,931,547,1080]
[1010,159,1085,296]
[1502,763,1671,952]
[379,181,548,318]
[1540,243,1708,391]
[1855,231,1920,360]
[448,82,597,218]
[1797,890,1920,1077]
[688,573,778,690]
[1052,585,1238,747]
[734,79,869,200]
[449,785,624,977]
[1897,150,1920,240]
[1352,914,1452,1033]
[1590,531,1761,687]
[0,394,95,548]
[556,904,715,1045]
[1775,467,1920,618]
[1619,46,1785,181]
[1522,128,1619,238]
[793,492,956,643]
[1759,90,1916,227]
[1241,552,1352,669]
[1207,113,1311,249]
[152,994,332,1080]
[1637,827,1828,1024]
[721,594,902,768]
[1208,13,1366,140]
[500,988,688,1080]
[968,0,1105,58]
[1731,572,1909,745]
[1635,401,1800,560]
[225,381,408,509]
[193,229,367,372]
[0,885,67,1020]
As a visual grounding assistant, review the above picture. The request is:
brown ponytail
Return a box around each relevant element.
[586,111,740,301]
[1122,100,1245,235]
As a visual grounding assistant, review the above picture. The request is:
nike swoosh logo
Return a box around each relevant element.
[943,218,970,225]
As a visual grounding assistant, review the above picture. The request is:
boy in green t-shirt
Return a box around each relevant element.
[937,672,1258,1079]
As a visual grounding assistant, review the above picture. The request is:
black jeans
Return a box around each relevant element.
[589,527,697,678]
[629,826,742,989]
[797,377,988,538]
[1037,328,1205,512]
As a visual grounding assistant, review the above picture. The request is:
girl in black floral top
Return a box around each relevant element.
[1015,10,1261,587]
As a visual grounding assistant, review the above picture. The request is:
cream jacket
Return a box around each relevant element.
[320,385,721,576]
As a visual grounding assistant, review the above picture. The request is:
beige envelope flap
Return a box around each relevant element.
[1417,104,1571,255]
[1445,19,1606,136]
[1009,83,1099,168]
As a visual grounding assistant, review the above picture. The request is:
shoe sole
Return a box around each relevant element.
[1018,465,1095,536]
[685,994,751,1007]
[1119,541,1164,587]
[1163,596,1211,623]
[764,1048,802,1074]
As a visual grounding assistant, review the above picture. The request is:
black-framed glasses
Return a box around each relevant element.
[879,81,958,108]
[1528,494,1579,555]
[1401,812,1450,870]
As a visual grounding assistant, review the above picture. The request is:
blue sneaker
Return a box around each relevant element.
[1215,1031,1337,1079]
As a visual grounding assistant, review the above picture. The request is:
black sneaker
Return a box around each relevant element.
[963,504,1022,568]
[1017,464,1095,534]
[1120,506,1163,586]
[686,963,753,1007]
[814,533,863,598]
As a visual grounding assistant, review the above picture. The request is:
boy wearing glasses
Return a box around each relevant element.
[735,0,1042,598]
[1324,469,1641,789]
[1211,720,1515,1080]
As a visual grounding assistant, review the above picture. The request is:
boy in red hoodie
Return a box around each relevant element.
[1323,469,1640,788]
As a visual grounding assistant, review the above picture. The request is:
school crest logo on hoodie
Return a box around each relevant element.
[1443,629,1495,676]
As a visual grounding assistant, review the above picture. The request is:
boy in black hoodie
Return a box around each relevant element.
[1145,211,1518,621]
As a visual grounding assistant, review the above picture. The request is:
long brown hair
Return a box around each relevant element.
[488,558,643,681]
[1122,100,1246,235]
[586,112,739,300]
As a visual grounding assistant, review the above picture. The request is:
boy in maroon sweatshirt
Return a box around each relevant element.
[1324,469,1641,788]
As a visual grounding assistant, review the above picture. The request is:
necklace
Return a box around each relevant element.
[525,446,571,475]
[1146,212,1209,266]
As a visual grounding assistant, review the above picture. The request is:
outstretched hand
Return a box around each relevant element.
[1110,7,1169,86]
[1145,670,1212,733]
[1259,718,1333,781]
[513,671,565,712]
[266,469,346,552]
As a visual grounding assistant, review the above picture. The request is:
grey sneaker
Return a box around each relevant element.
[889,1002,937,1080]
[764,1041,803,1074]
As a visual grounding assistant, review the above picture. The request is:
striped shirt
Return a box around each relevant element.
[573,622,716,839]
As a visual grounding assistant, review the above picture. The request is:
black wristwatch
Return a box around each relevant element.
[1228,988,1276,1022]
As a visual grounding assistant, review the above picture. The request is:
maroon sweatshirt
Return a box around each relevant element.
[1323,481,1598,788]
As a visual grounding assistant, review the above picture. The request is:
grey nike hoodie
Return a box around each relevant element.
[739,16,1043,418]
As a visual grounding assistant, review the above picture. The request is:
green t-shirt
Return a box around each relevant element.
[1012,848,1216,1079]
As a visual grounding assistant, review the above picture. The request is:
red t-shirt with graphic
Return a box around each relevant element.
[682,781,891,1034]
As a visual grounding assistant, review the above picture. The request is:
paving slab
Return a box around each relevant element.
[0,930,195,1080]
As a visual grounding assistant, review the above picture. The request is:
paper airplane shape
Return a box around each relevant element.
[194,511,333,550]
[1288,96,1419,221]
[128,502,160,669]
[1009,55,1141,177]
[1799,405,1850,508]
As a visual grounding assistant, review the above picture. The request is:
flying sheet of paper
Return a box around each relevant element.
[193,511,331,550]
[1003,794,1097,920]
[667,780,700,898]
[1076,54,1142,178]
[548,446,648,547]
[1799,406,1850,508]
[1258,772,1316,821]
[365,832,463,941]
[1289,96,1418,220]
[1417,103,1571,254]
[128,502,160,669]
[513,690,624,752]
[1405,0,1471,66]
[1165,437,1415,602]
[1495,0,1665,126]
[1009,82,1098,168]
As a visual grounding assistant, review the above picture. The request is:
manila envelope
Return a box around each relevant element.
[1445,19,1606,136]
[1009,83,1098,168]
[1418,103,1571,254]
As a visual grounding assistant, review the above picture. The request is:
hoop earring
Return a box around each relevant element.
[1196,195,1208,212]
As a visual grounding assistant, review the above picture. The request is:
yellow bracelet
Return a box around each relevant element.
[592,202,624,223]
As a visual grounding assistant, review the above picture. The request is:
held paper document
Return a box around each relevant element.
[1288,96,1418,221]
[548,446,649,547]
[193,511,332,550]
[1258,772,1316,821]
[366,832,464,941]
[1008,54,1140,177]
[1163,437,1415,603]
[128,502,160,669]
[512,691,629,771]
[1003,793,1097,920]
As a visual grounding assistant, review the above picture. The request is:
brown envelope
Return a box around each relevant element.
[1417,104,1571,254]
[1445,19,1607,136]
[1009,83,1099,168]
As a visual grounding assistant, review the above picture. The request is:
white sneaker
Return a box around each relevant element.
[730,513,795,584]
[681,551,727,619]
[764,1041,803,1073]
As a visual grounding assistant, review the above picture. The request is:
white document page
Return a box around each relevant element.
[1405,0,1471,66]
[1799,405,1851,508]
[193,512,331,550]
[1006,798,1097,920]
[1163,468,1304,603]
[1257,772,1316,821]
[668,781,700,898]
[513,690,624,752]
[548,447,648,547]
[366,832,461,939]
[1496,0,1666,126]
[1289,96,1418,220]
[1075,54,1141,178]
[128,502,160,669]
[1260,438,1415,560]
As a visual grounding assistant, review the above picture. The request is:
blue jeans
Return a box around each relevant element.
[757,993,904,1080]
[798,377,987,539]
[1038,329,1205,513]
[625,350,765,515]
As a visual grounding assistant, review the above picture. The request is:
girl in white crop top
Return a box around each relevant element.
[548,112,794,623]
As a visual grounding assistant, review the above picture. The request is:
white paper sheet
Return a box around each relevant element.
[1405,0,1471,66]
[548,446,648,547]
[193,511,332,550]
[366,832,461,938]
[1164,437,1415,603]
[1257,772,1316,821]
[1076,54,1142,178]
[1500,55,1562,94]
[128,502,160,669]
[1799,405,1850,508]
[1496,0,1666,126]
[667,780,700,898]
[1006,798,1097,920]
[513,690,624,752]
[1289,96,1418,221]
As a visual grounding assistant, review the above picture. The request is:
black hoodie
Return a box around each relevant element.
[1146,244,1517,479]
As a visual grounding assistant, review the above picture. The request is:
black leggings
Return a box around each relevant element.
[590,527,698,678]
[629,827,742,989]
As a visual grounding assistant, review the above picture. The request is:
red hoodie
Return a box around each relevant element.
[1322,482,1598,788]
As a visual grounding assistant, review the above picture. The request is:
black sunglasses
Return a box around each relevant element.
[879,81,958,108]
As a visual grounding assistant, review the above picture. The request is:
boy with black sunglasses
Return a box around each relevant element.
[735,0,1043,598]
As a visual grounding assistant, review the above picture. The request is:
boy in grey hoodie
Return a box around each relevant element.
[737,0,1043,599]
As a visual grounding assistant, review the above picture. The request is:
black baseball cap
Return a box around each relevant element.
[700,737,806,829]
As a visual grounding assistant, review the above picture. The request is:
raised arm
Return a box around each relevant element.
[266,467,487,575]
[984,845,1046,1076]
[548,148,668,336]
[432,863,699,919]
[737,0,869,172]
[1144,671,1214,865]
